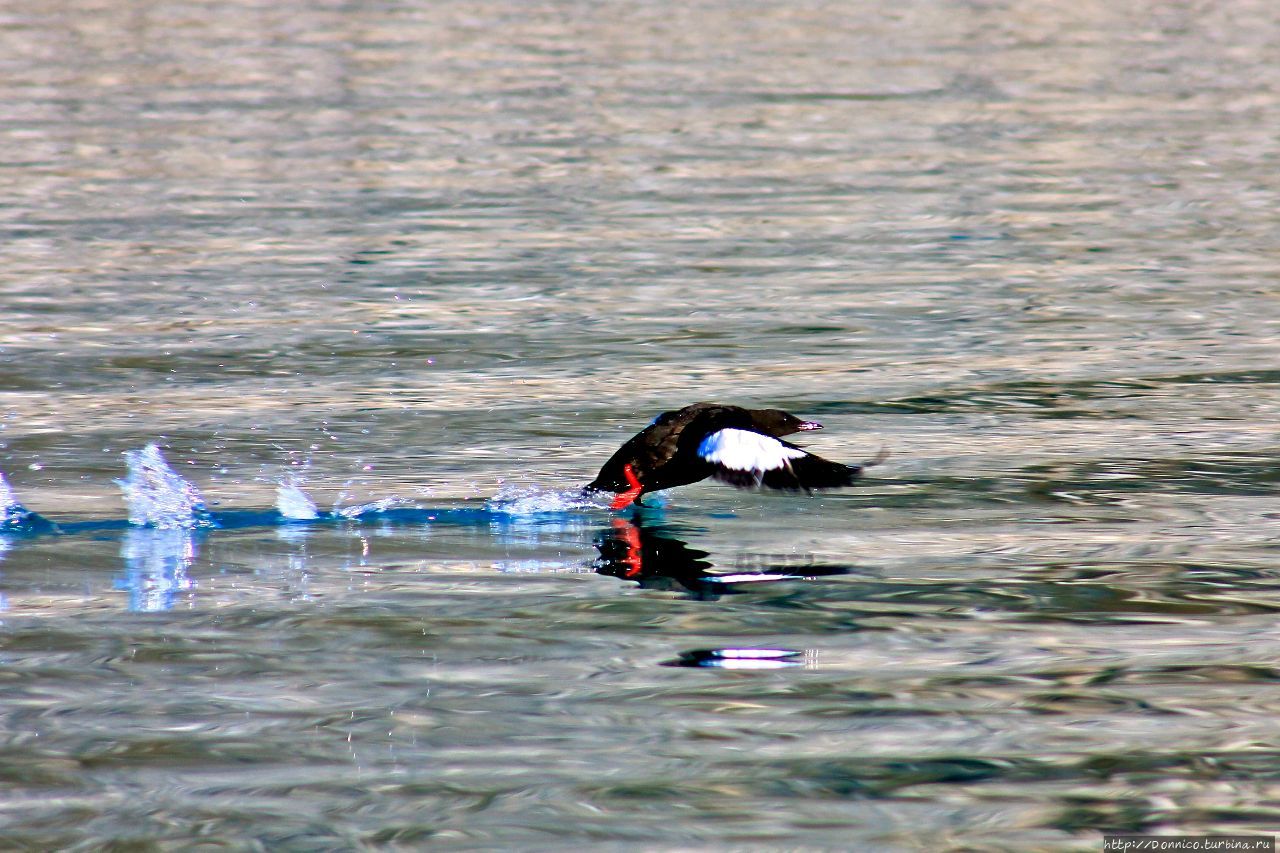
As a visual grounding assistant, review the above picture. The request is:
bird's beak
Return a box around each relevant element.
[796,420,823,431]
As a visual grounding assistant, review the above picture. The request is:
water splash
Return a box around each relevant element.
[0,472,54,534]
[117,444,213,529]
[485,483,607,516]
[0,472,25,527]
[334,496,420,520]
[276,482,319,520]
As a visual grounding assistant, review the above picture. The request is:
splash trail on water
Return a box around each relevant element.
[1,450,618,546]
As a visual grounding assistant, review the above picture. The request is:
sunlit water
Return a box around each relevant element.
[4,0,1280,848]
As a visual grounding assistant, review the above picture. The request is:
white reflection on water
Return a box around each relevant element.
[115,527,198,612]
[0,472,20,525]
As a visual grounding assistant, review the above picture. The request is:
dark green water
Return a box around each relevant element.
[3,0,1280,849]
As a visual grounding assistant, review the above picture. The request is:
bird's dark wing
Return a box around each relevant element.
[586,407,691,492]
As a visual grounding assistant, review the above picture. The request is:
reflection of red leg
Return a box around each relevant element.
[612,517,643,577]
[609,464,644,510]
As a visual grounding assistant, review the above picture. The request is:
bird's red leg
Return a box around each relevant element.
[609,464,644,510]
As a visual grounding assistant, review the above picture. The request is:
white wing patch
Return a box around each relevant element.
[697,429,805,474]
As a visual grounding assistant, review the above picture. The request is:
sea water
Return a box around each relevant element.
[3,0,1280,847]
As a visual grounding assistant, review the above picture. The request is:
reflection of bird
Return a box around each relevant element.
[593,517,712,586]
[593,517,852,599]
[586,403,883,509]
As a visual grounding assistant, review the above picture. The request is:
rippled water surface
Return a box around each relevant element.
[4,0,1280,848]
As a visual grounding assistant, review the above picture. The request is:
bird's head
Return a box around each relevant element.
[753,409,822,437]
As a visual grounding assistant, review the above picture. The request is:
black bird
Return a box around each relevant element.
[586,402,882,509]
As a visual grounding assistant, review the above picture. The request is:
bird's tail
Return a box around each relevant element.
[859,446,891,469]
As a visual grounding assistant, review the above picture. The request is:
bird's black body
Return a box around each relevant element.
[586,403,874,508]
